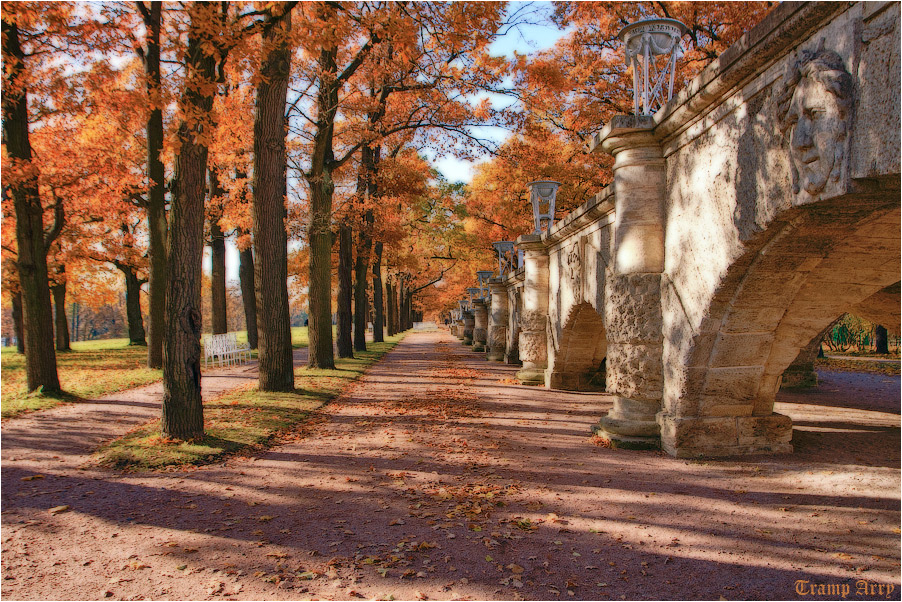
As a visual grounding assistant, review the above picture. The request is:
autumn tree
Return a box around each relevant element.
[252,2,295,391]
[132,1,167,369]
[161,2,223,440]
[2,6,64,392]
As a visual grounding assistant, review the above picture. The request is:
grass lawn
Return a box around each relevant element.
[1,339,162,419]
[92,333,404,471]
[1,327,317,420]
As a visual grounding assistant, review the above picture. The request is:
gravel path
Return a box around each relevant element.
[1,331,899,601]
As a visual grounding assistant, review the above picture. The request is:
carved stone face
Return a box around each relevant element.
[785,75,847,200]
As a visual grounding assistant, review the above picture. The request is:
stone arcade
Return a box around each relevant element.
[452,1,900,458]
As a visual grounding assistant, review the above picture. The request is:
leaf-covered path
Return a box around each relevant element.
[2,330,899,600]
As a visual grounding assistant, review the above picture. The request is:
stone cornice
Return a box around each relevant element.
[588,2,849,154]
[501,267,525,286]
[543,185,616,246]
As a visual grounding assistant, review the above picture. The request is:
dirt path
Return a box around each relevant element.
[1,348,308,472]
[2,332,899,601]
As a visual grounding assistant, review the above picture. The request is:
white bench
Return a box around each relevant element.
[203,333,251,368]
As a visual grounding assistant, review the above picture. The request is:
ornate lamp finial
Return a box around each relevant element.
[618,18,688,115]
[526,180,561,235]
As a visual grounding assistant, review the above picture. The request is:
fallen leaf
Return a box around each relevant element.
[21,475,44,481]
[48,505,70,515]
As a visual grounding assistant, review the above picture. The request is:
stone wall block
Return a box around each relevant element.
[606,342,663,401]
[604,273,664,343]
[708,332,775,367]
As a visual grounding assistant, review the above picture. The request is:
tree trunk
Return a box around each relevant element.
[238,242,258,349]
[51,281,70,352]
[252,6,294,390]
[209,206,228,334]
[2,17,61,393]
[161,3,218,440]
[386,278,396,337]
[142,1,167,370]
[875,325,889,354]
[336,221,353,358]
[12,291,24,353]
[120,266,147,345]
[372,242,384,343]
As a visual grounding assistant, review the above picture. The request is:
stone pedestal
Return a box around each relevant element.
[472,300,488,352]
[657,413,793,457]
[516,236,550,385]
[487,279,508,361]
[462,311,474,345]
[593,118,665,449]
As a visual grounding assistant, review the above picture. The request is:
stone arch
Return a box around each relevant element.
[548,302,607,391]
[661,194,901,456]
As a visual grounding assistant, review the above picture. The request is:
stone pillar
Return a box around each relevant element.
[472,300,488,352]
[487,279,509,361]
[594,116,665,449]
[506,288,521,365]
[781,322,833,388]
[462,311,474,345]
[516,235,550,385]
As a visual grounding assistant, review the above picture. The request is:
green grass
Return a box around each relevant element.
[92,333,404,471]
[1,339,162,419]
[0,327,319,420]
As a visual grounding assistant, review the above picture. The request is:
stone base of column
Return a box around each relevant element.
[658,412,793,458]
[516,367,545,386]
[780,368,818,388]
[505,350,520,365]
[473,343,485,352]
[463,336,473,345]
[486,350,505,361]
[592,396,660,449]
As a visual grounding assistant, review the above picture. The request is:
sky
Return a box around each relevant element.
[430,6,568,184]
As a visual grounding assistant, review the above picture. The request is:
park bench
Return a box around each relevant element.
[203,333,251,368]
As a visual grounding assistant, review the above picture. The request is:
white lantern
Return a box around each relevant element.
[527,180,561,235]
[618,18,688,116]
[476,270,493,299]
[492,241,516,276]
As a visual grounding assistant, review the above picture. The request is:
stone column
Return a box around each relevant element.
[594,116,665,449]
[462,311,474,345]
[506,287,521,365]
[472,300,488,352]
[516,235,550,385]
[487,279,509,361]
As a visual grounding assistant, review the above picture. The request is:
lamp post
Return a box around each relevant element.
[618,18,688,116]
[526,180,561,235]
[492,241,517,276]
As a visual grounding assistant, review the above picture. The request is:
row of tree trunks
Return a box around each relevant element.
[238,242,258,349]
[2,16,61,393]
[252,6,295,391]
[160,2,219,440]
